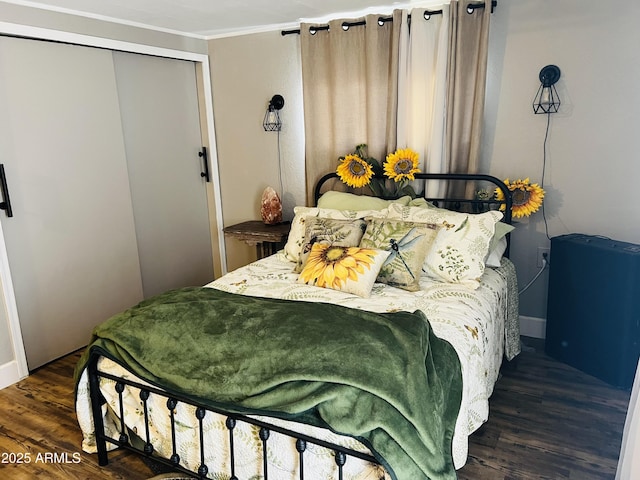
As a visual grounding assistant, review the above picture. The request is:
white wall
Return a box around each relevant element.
[484,0,640,319]
[0,217,26,388]
[0,280,15,368]
[209,0,640,322]
[209,31,305,271]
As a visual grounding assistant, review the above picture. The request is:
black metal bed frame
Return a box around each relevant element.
[88,353,380,480]
[314,172,513,254]
[87,172,512,480]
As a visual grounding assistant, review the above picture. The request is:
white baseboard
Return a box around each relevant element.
[520,315,546,339]
[0,360,26,390]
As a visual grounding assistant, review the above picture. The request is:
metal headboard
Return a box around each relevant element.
[313,172,513,255]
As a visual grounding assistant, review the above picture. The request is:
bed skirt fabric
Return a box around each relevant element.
[499,257,521,361]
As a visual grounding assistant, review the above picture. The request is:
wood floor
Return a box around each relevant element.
[0,340,631,480]
[458,340,630,480]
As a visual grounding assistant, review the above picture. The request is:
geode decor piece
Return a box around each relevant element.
[260,186,282,225]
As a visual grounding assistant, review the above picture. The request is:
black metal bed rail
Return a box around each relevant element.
[313,171,514,257]
[313,171,513,223]
[87,354,380,480]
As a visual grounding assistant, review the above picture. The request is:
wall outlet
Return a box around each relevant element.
[537,247,550,268]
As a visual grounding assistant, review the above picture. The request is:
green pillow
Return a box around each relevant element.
[407,197,432,208]
[490,222,515,252]
[317,191,411,211]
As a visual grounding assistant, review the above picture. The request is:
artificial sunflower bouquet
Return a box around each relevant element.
[336,144,421,199]
[495,178,545,219]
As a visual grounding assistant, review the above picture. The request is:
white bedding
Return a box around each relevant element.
[208,252,519,468]
[76,251,519,477]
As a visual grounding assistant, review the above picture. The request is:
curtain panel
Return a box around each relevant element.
[397,6,450,198]
[300,11,402,205]
[300,1,492,204]
[445,0,492,198]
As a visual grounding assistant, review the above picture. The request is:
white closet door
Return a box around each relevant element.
[0,38,144,369]
[113,52,214,298]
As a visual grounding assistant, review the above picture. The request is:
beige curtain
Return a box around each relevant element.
[300,11,402,205]
[445,0,492,198]
[397,6,450,198]
[301,2,492,203]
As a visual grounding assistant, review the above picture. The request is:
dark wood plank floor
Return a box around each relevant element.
[0,340,631,480]
[459,340,630,480]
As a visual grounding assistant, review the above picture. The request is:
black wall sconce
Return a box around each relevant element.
[263,94,285,131]
[533,65,561,114]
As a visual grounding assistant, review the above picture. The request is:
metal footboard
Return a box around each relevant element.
[87,354,380,480]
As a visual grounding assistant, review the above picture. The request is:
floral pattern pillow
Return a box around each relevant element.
[385,203,503,289]
[359,219,439,292]
[284,206,387,263]
[294,217,368,273]
[297,244,390,297]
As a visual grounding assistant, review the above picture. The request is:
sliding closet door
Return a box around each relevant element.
[0,38,144,369]
[113,52,214,298]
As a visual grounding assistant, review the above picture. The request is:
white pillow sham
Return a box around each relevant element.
[384,203,503,289]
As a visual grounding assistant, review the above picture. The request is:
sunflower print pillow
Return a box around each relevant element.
[297,244,390,297]
[359,219,439,292]
[283,206,387,264]
[294,217,368,273]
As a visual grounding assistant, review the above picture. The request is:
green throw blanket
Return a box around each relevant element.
[75,287,462,480]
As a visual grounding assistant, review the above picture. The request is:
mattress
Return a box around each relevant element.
[75,252,519,476]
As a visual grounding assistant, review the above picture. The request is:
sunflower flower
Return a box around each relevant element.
[384,148,420,182]
[335,145,421,198]
[496,178,545,219]
[336,154,374,188]
[299,245,378,290]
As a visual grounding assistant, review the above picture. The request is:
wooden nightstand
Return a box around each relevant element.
[223,220,291,259]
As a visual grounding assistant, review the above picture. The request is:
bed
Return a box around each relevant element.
[74,172,518,480]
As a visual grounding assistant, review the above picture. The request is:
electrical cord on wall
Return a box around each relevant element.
[517,113,553,296]
[541,112,552,241]
[518,253,549,295]
[517,92,558,296]
[277,129,284,196]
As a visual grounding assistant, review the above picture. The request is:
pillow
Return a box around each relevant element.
[294,217,368,273]
[359,219,439,292]
[486,236,508,268]
[297,244,390,297]
[489,222,515,252]
[284,207,387,263]
[317,191,411,211]
[407,197,433,208]
[385,203,503,289]
[485,222,515,268]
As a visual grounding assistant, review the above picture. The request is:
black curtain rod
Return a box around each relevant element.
[281,0,496,36]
